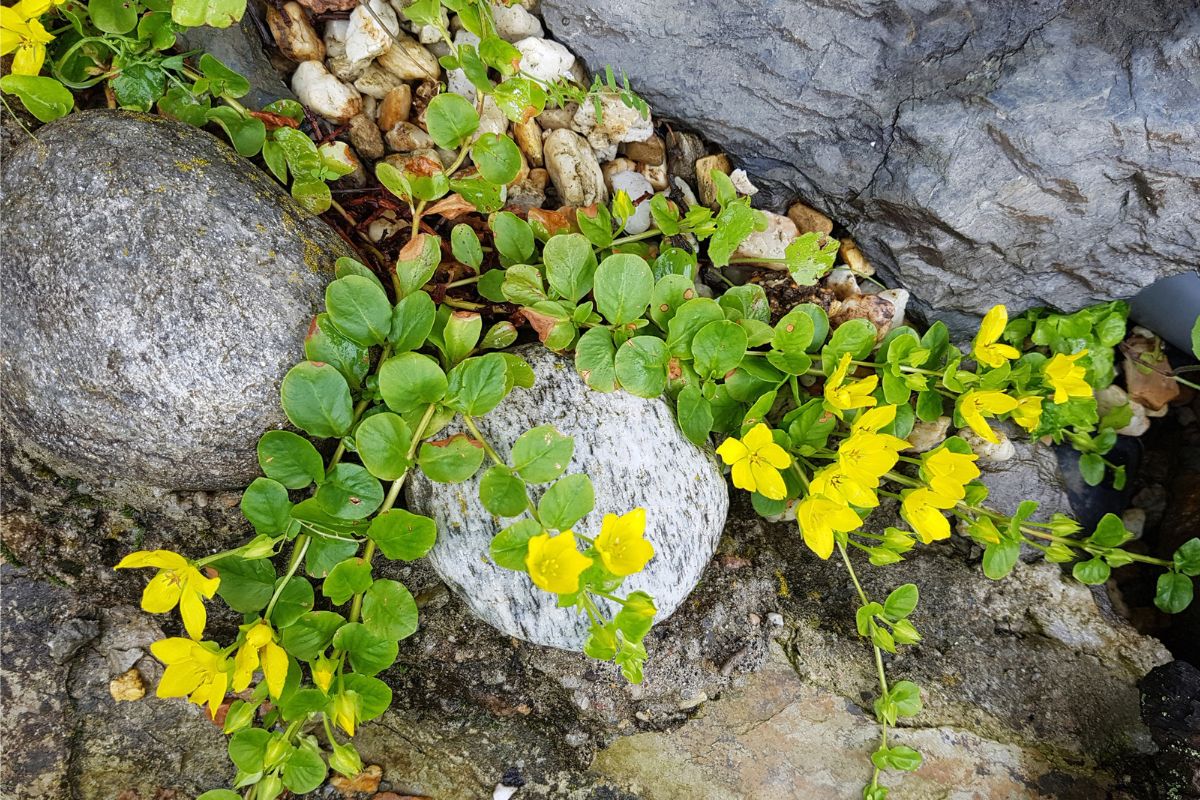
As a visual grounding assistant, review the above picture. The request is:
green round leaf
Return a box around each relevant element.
[281,361,354,438]
[306,312,370,389]
[575,326,618,392]
[446,353,509,416]
[479,466,529,516]
[615,335,669,398]
[451,224,484,269]
[213,556,276,614]
[490,211,534,264]
[322,558,372,605]
[511,424,575,483]
[258,430,325,489]
[89,0,139,33]
[424,92,479,149]
[0,75,74,123]
[537,473,594,531]
[666,297,725,357]
[326,275,392,346]
[282,745,327,794]
[773,308,817,354]
[379,352,448,414]
[691,319,748,379]
[241,477,292,534]
[489,518,541,570]
[1155,572,1194,614]
[543,233,598,303]
[280,610,344,660]
[418,433,485,482]
[368,508,437,560]
[314,463,384,520]
[270,575,314,628]
[1072,556,1112,585]
[228,728,271,773]
[822,318,877,370]
[471,132,523,185]
[355,412,412,481]
[362,579,418,640]
[342,673,392,720]
[332,622,398,676]
[649,274,696,331]
[1174,538,1200,576]
[676,384,714,447]
[594,253,653,325]
[882,584,919,621]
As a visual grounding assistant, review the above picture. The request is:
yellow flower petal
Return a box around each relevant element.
[10,41,45,75]
[261,640,289,698]
[178,585,208,640]
[150,637,196,664]
[232,640,260,693]
[853,405,896,433]
[157,662,205,698]
[730,459,756,493]
[715,437,749,465]
[757,442,792,470]
[596,509,654,576]
[749,460,786,500]
[526,532,592,594]
[116,550,189,570]
[741,423,774,451]
[140,570,183,614]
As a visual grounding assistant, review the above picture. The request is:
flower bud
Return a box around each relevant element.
[1044,543,1075,563]
[313,655,336,693]
[256,773,284,800]
[1048,513,1082,537]
[264,735,292,769]
[332,691,360,737]
[329,741,363,777]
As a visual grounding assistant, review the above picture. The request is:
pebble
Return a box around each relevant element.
[641,162,668,191]
[839,237,874,277]
[543,129,607,206]
[1121,507,1146,539]
[825,267,859,299]
[905,416,952,453]
[678,692,708,711]
[623,133,665,166]
[108,668,146,702]
[1117,400,1151,436]
[385,120,434,152]
[731,210,797,264]
[376,31,439,81]
[267,1,324,63]
[788,201,834,235]
[291,60,362,122]
[667,130,706,185]
[571,91,654,161]
[352,62,405,99]
[830,293,900,341]
[505,168,549,212]
[514,36,575,83]
[767,612,784,626]
[493,785,520,800]
[384,149,443,173]
[344,0,399,64]
[367,210,406,242]
[476,95,509,140]
[600,157,638,191]
[959,427,1016,462]
[610,170,654,234]
[377,84,412,131]
[695,153,731,207]
[876,288,909,331]
[512,117,544,166]
[493,1,543,41]
[536,103,577,131]
[347,114,384,160]
[729,168,759,196]
[324,19,370,82]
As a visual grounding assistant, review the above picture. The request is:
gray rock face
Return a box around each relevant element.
[407,345,729,650]
[542,0,1200,333]
[1,110,352,502]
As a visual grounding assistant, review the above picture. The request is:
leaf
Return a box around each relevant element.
[303,532,359,578]
[1072,557,1111,585]
[1078,452,1105,487]
[389,291,437,352]
[418,434,485,482]
[0,76,73,123]
[213,556,275,613]
[241,477,292,534]
[982,540,1020,580]
[326,275,392,346]
[355,412,412,481]
[441,311,482,366]
[282,746,327,794]
[491,76,546,123]
[197,53,250,99]
[425,92,479,149]
[258,430,324,489]
[785,232,839,285]
[489,518,541,570]
[594,253,653,325]
[228,728,271,773]
[889,680,923,717]
[676,384,714,447]
[270,575,314,628]
[538,473,594,531]
[666,298,725,357]
[280,611,344,660]
[89,0,138,32]
[882,584,918,620]
[291,180,332,214]
[111,63,166,111]
[446,353,509,416]
[204,106,265,157]
[332,622,398,676]
[450,224,483,269]
[691,320,748,379]
[471,132,523,185]
[1087,513,1130,548]
[479,466,529,516]
[172,0,245,27]
[314,463,384,520]
[773,308,817,354]
[157,86,211,127]
[490,211,534,265]
[822,318,877,370]
[511,424,575,483]
[306,313,370,389]
[393,233,442,299]
[707,200,756,267]
[342,673,391,719]
[614,336,669,398]
[1174,538,1200,576]
[379,353,447,414]
[719,284,770,323]
[575,326,618,392]
[369,509,437,560]
[1155,572,1194,614]
[449,176,506,213]
[323,558,372,605]
[544,233,598,303]
[362,579,419,640]
[1192,314,1200,359]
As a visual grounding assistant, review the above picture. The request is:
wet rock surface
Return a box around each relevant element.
[542,0,1200,333]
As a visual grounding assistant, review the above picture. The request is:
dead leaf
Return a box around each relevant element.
[425,194,479,220]
[331,764,382,797]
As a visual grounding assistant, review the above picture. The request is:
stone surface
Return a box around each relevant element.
[542,0,1200,333]
[1140,660,1200,798]
[1,110,351,503]
[407,345,729,650]
[178,15,295,110]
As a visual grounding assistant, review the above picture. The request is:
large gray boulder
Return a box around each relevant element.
[1,110,351,500]
[542,0,1200,333]
[407,345,730,650]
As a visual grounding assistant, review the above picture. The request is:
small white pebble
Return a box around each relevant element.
[493,784,519,800]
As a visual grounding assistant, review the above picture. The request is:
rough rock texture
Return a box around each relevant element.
[1140,660,1200,798]
[1,568,230,800]
[1,110,351,503]
[178,10,295,110]
[407,345,729,650]
[542,0,1200,333]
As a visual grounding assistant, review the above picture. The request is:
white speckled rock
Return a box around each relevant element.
[493,2,543,41]
[291,60,362,123]
[610,170,653,234]
[345,0,399,64]
[572,91,653,162]
[514,36,575,83]
[406,345,729,651]
[544,128,607,206]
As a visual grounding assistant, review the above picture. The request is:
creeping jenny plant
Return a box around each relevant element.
[13,0,1195,796]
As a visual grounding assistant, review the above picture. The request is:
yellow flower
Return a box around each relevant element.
[957,390,1019,444]
[797,493,862,559]
[1044,350,1091,404]
[852,404,897,434]
[332,691,360,737]
[525,531,592,594]
[595,508,655,576]
[923,447,980,503]
[312,655,336,693]
[1011,395,1043,432]
[115,550,220,640]
[810,465,879,509]
[836,431,906,488]
[150,637,229,717]
[715,423,792,500]
[824,352,878,417]
[0,1,56,76]
[901,488,956,544]
[232,621,289,698]
[971,305,1020,369]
